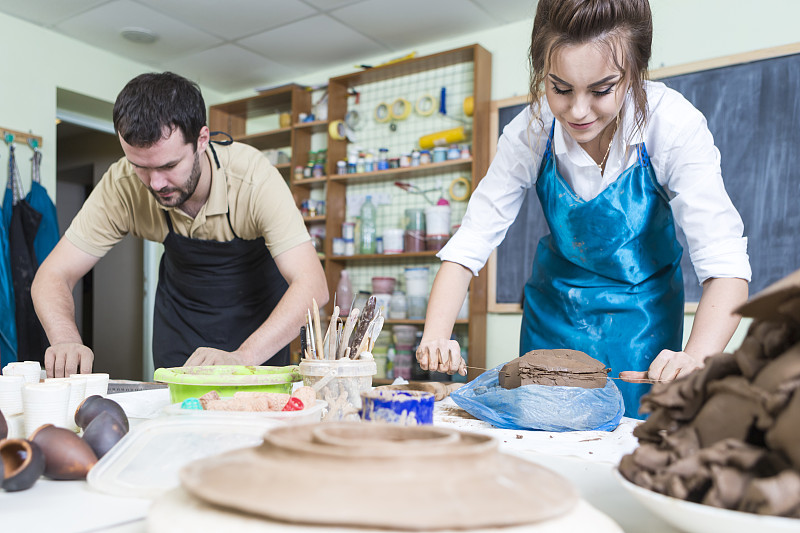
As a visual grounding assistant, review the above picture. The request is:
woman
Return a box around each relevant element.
[416,0,751,417]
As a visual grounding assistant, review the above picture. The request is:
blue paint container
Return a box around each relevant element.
[360,390,434,425]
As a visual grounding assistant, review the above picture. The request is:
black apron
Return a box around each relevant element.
[152,143,290,369]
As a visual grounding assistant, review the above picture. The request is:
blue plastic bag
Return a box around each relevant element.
[450,364,625,432]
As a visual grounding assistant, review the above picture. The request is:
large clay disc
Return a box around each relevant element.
[180,423,578,531]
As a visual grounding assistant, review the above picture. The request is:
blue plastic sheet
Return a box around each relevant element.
[450,364,625,432]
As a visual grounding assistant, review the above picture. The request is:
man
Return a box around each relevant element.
[32,72,328,378]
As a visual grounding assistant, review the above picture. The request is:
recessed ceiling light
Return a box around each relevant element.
[120,27,158,44]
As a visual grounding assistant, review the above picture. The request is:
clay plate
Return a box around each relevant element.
[180,422,579,531]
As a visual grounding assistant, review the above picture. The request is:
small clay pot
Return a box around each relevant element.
[75,396,129,432]
[0,439,45,492]
[30,424,97,480]
[0,409,7,440]
[82,411,127,459]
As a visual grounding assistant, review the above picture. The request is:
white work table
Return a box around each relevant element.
[0,388,679,533]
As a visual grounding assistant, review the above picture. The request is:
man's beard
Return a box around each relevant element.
[149,150,202,208]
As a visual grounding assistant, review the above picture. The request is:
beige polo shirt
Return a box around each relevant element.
[65,142,309,258]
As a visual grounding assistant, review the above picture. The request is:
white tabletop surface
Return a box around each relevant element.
[0,388,680,533]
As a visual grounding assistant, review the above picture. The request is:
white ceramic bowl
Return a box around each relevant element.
[614,469,800,533]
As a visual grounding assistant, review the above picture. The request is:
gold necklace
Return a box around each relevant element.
[597,126,616,174]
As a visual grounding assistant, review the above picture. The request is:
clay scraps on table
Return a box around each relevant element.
[619,268,800,518]
[499,349,610,390]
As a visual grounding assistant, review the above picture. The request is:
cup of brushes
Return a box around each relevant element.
[298,297,379,421]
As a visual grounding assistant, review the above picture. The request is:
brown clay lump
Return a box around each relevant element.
[499,349,609,390]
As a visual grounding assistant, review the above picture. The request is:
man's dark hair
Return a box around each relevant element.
[113,72,206,150]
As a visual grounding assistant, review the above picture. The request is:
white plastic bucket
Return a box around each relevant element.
[298,359,376,422]
[383,228,404,254]
[404,267,429,297]
[425,205,451,237]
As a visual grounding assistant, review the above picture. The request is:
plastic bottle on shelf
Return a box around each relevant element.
[336,270,353,312]
[360,196,377,255]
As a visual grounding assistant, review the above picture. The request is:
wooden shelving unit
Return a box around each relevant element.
[208,46,492,379]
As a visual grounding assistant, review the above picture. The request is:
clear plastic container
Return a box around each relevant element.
[359,196,377,254]
[298,359,376,422]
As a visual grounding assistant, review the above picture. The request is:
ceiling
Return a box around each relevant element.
[0,0,536,94]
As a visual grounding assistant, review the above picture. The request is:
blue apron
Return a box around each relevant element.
[521,122,684,418]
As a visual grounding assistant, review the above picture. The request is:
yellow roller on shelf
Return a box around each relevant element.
[418,126,467,150]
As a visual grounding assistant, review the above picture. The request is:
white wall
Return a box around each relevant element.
[3,1,794,368]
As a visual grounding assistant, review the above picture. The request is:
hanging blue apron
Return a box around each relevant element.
[26,149,60,266]
[521,122,684,418]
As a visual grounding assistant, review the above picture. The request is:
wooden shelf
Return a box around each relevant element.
[329,159,471,184]
[328,251,439,262]
[303,215,326,223]
[291,176,328,187]
[234,128,292,151]
[384,319,468,325]
[294,119,329,133]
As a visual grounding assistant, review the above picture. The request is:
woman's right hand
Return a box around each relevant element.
[416,338,466,376]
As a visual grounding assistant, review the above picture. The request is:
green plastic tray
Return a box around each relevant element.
[153,365,301,403]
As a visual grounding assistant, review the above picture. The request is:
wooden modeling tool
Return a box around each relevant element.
[312,298,324,361]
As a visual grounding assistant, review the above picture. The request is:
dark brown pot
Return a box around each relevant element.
[75,396,129,432]
[82,411,127,459]
[30,424,98,480]
[1,439,45,492]
[0,409,7,440]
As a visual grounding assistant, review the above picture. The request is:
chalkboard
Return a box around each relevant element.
[492,51,800,307]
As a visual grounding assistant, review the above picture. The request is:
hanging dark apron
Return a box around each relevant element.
[0,204,17,366]
[152,142,290,369]
[521,122,684,418]
[7,145,49,364]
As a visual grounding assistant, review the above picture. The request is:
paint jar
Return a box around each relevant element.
[399,154,411,168]
[406,296,427,320]
[388,158,400,169]
[389,291,407,319]
[410,150,421,167]
[298,359,377,422]
[343,239,356,256]
[447,144,461,160]
[383,228,404,254]
[433,147,447,163]
[359,390,434,425]
[332,238,345,256]
[392,325,418,347]
[342,222,355,240]
[404,208,426,252]
[392,351,413,380]
[377,148,389,170]
[424,205,451,251]
[372,276,396,294]
[336,160,347,175]
[419,150,432,165]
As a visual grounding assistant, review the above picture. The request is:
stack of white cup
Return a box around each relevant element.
[2,361,43,384]
[0,375,25,416]
[74,373,109,398]
[22,381,71,437]
[45,376,88,431]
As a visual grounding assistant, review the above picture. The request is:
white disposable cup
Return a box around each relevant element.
[404,267,430,297]
[3,361,42,383]
[46,376,87,431]
[424,205,451,237]
[22,381,71,436]
[72,372,109,398]
[0,375,26,415]
[382,228,404,254]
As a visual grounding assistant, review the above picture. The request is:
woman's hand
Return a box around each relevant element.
[416,338,466,376]
[619,349,705,383]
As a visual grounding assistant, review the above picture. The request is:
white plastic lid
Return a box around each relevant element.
[87,415,280,499]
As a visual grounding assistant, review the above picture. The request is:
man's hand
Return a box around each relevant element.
[45,343,94,378]
[184,347,250,367]
[416,338,466,376]
[619,349,705,383]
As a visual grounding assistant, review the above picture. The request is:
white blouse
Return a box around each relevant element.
[439,81,752,286]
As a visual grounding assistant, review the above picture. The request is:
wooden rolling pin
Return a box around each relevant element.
[374,381,464,401]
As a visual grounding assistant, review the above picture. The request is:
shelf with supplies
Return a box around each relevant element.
[328,158,471,184]
[293,119,330,134]
[328,250,439,262]
[303,215,326,224]
[291,176,329,187]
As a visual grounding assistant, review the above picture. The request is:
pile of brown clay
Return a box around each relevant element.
[499,349,610,389]
[619,269,800,518]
